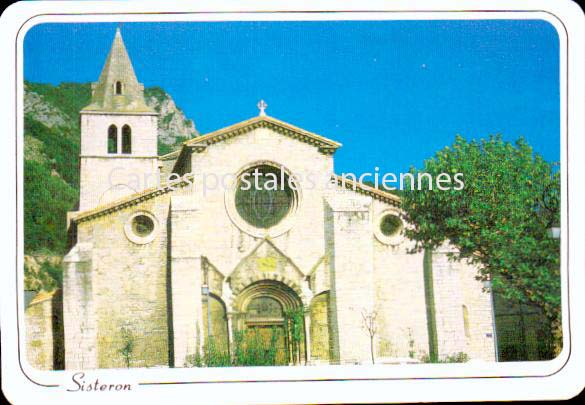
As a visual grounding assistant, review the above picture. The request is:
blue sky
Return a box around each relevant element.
[24,20,560,176]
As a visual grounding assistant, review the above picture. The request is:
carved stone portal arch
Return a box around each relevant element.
[231,280,307,365]
[232,279,302,317]
[228,238,306,303]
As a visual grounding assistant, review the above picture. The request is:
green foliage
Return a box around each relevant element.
[407,328,416,359]
[24,259,63,291]
[184,352,204,367]
[494,294,555,361]
[119,326,135,368]
[24,116,80,187]
[400,135,561,340]
[41,260,63,289]
[184,336,232,367]
[443,352,469,363]
[144,86,167,107]
[158,141,175,156]
[204,337,232,367]
[186,329,283,367]
[420,351,469,363]
[233,328,281,367]
[284,307,305,365]
[186,323,312,368]
[25,81,92,124]
[161,111,175,126]
[158,135,189,156]
[24,159,77,253]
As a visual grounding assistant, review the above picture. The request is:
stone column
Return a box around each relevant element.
[324,192,375,364]
[304,310,312,364]
[169,196,203,367]
[226,313,235,356]
[301,285,313,364]
[62,243,97,369]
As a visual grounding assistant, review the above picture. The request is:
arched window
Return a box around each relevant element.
[107,125,117,154]
[122,125,132,154]
[115,81,123,95]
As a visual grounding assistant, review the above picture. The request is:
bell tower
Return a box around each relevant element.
[79,28,159,211]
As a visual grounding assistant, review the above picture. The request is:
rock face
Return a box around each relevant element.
[144,86,198,153]
[24,84,73,130]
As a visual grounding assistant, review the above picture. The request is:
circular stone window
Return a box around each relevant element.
[124,212,158,244]
[380,214,402,237]
[226,163,301,237]
[374,210,405,245]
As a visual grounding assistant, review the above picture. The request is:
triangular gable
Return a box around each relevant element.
[228,238,305,296]
[185,115,342,154]
[168,115,342,175]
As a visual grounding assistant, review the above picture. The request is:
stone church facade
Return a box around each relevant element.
[26,29,496,370]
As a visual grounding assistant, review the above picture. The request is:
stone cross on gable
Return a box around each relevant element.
[257,99,268,116]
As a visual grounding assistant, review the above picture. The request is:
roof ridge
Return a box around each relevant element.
[73,174,194,223]
[28,290,60,306]
[159,149,182,160]
[185,115,342,149]
[333,174,402,205]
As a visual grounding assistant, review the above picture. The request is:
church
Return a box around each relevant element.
[27,29,496,370]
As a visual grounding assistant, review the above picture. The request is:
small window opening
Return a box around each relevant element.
[107,125,118,154]
[122,125,132,154]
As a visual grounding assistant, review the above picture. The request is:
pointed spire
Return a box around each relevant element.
[82,29,153,113]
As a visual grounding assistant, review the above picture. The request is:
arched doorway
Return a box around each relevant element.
[233,280,306,365]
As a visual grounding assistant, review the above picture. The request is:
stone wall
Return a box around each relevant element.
[25,290,64,370]
[79,156,160,210]
[325,191,375,364]
[79,112,159,211]
[432,244,496,361]
[459,258,497,361]
[69,188,190,369]
[309,292,330,362]
[373,237,430,360]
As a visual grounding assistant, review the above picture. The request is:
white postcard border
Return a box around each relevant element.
[1,1,583,403]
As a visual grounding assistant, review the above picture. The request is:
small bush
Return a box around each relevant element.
[419,351,469,363]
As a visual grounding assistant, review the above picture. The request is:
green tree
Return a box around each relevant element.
[24,159,77,253]
[400,135,561,353]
